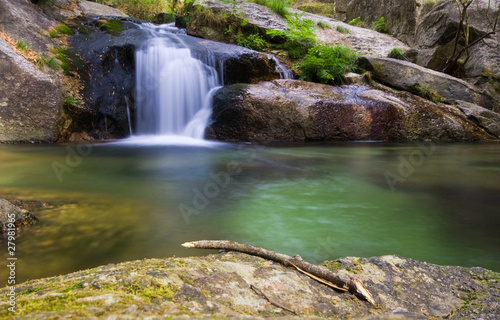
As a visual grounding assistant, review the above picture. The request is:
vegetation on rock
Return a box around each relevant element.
[299,45,359,84]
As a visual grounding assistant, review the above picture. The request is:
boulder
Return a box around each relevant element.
[0,198,38,235]
[414,0,500,103]
[2,253,499,319]
[0,38,64,143]
[206,79,496,142]
[79,0,128,17]
[456,101,500,138]
[0,0,55,53]
[358,55,499,112]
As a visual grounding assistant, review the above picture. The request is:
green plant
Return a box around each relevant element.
[387,48,405,60]
[317,21,330,29]
[236,33,267,51]
[49,30,60,38]
[411,83,443,104]
[35,55,61,71]
[266,13,317,59]
[55,24,74,35]
[268,0,291,16]
[16,40,29,51]
[97,0,170,21]
[373,16,389,33]
[64,94,80,110]
[299,44,359,84]
[348,17,363,27]
[297,2,334,16]
[336,25,350,33]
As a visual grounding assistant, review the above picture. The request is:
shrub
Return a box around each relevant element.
[336,25,350,33]
[348,17,363,27]
[252,0,291,17]
[266,13,317,59]
[387,48,405,60]
[373,16,389,33]
[299,44,359,84]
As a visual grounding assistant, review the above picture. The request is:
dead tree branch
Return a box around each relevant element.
[182,240,376,305]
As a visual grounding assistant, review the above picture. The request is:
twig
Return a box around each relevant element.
[182,240,376,305]
[250,284,297,315]
[286,260,348,292]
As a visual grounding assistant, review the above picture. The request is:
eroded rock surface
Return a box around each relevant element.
[1,253,498,319]
[206,79,496,142]
[0,198,38,235]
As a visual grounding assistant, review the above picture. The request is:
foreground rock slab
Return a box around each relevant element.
[0,253,498,319]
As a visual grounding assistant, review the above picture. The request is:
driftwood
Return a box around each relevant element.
[182,240,375,305]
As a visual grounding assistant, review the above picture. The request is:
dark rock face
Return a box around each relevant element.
[0,198,38,235]
[358,56,500,112]
[0,38,64,143]
[206,79,497,142]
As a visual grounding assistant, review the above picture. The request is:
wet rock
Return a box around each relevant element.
[2,253,498,319]
[0,37,64,143]
[0,198,38,235]
[206,79,496,142]
[358,56,500,112]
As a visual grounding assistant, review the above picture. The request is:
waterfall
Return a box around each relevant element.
[134,24,220,140]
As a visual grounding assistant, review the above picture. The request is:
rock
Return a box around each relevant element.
[79,0,128,18]
[36,0,81,20]
[0,0,55,53]
[414,0,500,103]
[2,253,498,319]
[206,79,496,142]
[0,198,38,235]
[455,101,500,138]
[358,56,499,112]
[0,37,64,143]
[292,10,411,57]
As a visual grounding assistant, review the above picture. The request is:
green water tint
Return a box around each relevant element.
[0,142,499,286]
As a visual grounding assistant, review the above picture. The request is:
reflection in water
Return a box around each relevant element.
[0,142,499,286]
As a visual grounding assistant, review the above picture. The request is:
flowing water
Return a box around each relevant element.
[0,142,500,286]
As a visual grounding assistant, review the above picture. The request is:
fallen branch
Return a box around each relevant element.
[250,284,297,315]
[182,240,375,305]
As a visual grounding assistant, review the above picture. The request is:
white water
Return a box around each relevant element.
[134,24,220,141]
[128,23,293,145]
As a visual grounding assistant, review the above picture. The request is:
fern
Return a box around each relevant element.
[299,45,359,84]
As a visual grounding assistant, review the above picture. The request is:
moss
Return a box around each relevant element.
[411,83,443,104]
[98,19,124,37]
[56,24,74,35]
[50,46,84,75]
[60,282,84,293]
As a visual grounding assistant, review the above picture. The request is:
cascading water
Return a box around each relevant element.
[134,24,220,141]
[128,23,293,144]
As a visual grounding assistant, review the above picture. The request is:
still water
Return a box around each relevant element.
[1,141,499,286]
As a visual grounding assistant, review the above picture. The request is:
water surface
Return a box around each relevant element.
[1,141,499,286]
